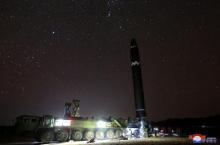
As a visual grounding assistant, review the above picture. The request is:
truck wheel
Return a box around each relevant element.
[84,130,94,140]
[95,130,105,140]
[106,129,114,139]
[115,129,123,138]
[72,130,83,141]
[40,130,54,143]
[56,129,69,142]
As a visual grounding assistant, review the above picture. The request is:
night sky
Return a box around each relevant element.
[0,0,220,125]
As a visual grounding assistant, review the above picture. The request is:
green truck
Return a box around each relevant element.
[14,99,127,143]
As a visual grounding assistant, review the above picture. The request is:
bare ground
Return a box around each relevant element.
[46,138,219,145]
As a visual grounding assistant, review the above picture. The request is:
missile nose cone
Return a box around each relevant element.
[130,38,137,47]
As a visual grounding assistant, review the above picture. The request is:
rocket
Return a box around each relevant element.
[130,38,146,119]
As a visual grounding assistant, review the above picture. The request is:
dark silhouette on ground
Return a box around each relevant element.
[151,115,220,137]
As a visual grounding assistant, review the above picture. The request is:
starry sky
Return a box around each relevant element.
[0,0,220,125]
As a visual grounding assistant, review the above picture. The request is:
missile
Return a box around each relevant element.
[130,38,146,119]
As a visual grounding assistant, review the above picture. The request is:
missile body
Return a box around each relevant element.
[130,38,146,119]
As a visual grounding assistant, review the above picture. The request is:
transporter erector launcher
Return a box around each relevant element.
[130,38,147,119]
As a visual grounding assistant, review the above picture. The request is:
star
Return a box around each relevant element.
[0,0,219,126]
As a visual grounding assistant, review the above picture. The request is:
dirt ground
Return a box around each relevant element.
[1,137,219,145]
[45,137,219,145]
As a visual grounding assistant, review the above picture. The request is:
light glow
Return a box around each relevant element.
[124,128,139,138]
[97,120,106,128]
[55,119,71,126]
[63,120,71,126]
[55,119,63,126]
[153,127,159,131]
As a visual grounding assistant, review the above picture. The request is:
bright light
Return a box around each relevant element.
[97,120,106,128]
[55,119,63,126]
[55,119,71,126]
[124,128,139,138]
[153,127,159,131]
[63,120,71,126]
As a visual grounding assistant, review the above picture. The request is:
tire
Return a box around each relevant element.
[115,129,123,138]
[56,129,69,142]
[39,129,54,143]
[72,130,83,141]
[105,129,114,139]
[95,130,105,140]
[84,130,94,141]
